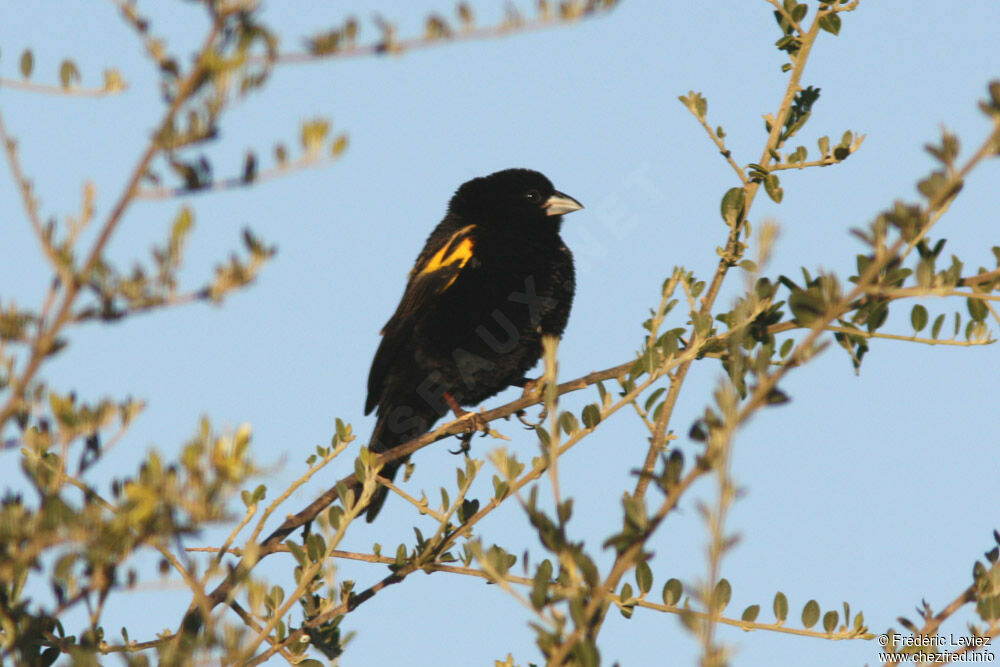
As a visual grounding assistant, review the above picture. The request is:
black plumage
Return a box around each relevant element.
[363,168,583,521]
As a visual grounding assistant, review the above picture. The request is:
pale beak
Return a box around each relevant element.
[544,190,584,216]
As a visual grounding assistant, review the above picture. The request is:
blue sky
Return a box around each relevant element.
[2,1,1000,665]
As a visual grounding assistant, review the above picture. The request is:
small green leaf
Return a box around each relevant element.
[531,560,552,609]
[801,599,820,628]
[19,49,34,78]
[457,498,479,523]
[557,498,572,524]
[788,290,825,324]
[766,388,790,405]
[823,610,839,633]
[916,259,934,287]
[581,404,601,429]
[720,187,746,227]
[931,313,945,339]
[559,411,580,436]
[774,592,788,622]
[691,311,712,337]
[764,173,783,203]
[818,135,830,156]
[968,297,988,322]
[711,579,732,613]
[741,605,760,623]
[910,304,928,332]
[332,134,349,156]
[644,387,666,413]
[59,59,81,89]
[635,561,653,594]
[663,578,682,606]
[287,543,307,567]
[818,13,841,35]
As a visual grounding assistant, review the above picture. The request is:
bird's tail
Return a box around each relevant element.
[364,405,438,522]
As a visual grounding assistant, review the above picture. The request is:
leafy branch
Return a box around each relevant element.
[881,531,1000,666]
[273,0,619,64]
[0,49,127,97]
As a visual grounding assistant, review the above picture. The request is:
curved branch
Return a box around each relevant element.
[187,355,637,624]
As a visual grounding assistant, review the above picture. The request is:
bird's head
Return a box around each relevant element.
[448,168,583,231]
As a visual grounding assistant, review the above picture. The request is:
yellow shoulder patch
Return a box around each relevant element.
[416,226,476,281]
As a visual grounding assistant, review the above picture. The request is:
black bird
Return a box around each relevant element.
[363,168,583,521]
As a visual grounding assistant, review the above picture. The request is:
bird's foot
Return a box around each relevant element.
[516,376,545,400]
[514,376,549,428]
[445,393,492,454]
[447,413,490,454]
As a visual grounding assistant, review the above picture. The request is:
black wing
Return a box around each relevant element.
[365,224,478,414]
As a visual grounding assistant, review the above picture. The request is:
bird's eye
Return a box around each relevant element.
[525,189,542,203]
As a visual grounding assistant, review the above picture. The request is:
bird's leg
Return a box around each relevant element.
[444,392,487,455]
[443,391,468,419]
[513,377,548,428]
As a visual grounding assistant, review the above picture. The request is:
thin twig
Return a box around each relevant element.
[0,77,127,97]
[686,107,749,186]
[0,19,227,428]
[134,152,344,200]
[768,156,839,170]
[258,6,617,66]
[827,324,993,346]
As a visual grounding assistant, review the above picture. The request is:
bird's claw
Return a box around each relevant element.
[515,407,547,429]
[448,410,489,455]
[448,435,472,456]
